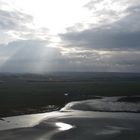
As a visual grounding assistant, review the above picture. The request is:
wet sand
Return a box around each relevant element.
[0,98,140,140]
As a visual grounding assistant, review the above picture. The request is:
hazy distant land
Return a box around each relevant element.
[0,72,140,117]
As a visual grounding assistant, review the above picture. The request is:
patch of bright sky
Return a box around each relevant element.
[1,0,132,50]
[3,0,91,34]
[4,0,129,33]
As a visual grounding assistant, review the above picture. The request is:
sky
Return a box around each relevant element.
[0,0,140,73]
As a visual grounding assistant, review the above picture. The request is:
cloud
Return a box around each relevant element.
[0,40,63,73]
[0,0,139,73]
[0,9,33,31]
[0,39,139,73]
[0,2,50,44]
[0,6,35,44]
[60,0,140,50]
[57,0,140,72]
[60,29,140,50]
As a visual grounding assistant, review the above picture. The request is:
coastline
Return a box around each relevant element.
[0,105,140,140]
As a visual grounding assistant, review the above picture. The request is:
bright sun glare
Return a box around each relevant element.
[56,122,74,131]
[6,0,90,34]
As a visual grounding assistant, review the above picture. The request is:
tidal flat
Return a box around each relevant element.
[1,97,140,140]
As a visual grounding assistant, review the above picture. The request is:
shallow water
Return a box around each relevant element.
[0,97,140,140]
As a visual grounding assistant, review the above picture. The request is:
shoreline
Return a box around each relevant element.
[1,109,140,140]
[1,97,140,139]
[1,96,140,118]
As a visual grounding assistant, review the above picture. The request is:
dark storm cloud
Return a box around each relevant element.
[60,3,140,50]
